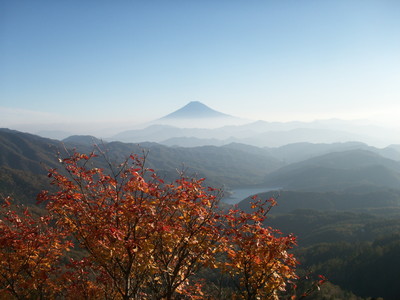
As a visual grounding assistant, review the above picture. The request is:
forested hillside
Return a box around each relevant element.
[0,129,282,203]
[2,128,400,298]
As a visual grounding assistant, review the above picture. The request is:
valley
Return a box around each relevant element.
[2,123,400,298]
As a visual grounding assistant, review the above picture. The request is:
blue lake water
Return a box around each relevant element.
[221,187,280,205]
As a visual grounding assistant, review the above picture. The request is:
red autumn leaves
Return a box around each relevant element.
[0,151,298,299]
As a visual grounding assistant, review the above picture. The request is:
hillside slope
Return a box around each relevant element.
[263,150,400,191]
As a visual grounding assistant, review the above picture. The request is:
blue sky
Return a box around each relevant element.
[1,0,400,134]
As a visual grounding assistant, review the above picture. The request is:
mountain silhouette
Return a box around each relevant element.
[159,101,234,119]
[141,101,248,129]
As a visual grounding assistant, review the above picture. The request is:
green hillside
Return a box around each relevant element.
[263,150,400,191]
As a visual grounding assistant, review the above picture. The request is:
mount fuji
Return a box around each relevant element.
[152,101,247,128]
[160,101,233,119]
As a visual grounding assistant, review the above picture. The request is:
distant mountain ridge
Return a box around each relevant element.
[111,122,399,148]
[110,102,400,147]
[30,101,400,147]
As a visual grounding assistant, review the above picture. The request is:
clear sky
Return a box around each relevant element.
[1,0,400,135]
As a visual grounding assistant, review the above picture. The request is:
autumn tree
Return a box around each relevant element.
[37,151,227,299]
[0,150,300,299]
[0,197,71,299]
[221,197,298,299]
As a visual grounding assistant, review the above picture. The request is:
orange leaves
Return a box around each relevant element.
[36,151,226,298]
[2,151,301,299]
[220,197,298,299]
[0,198,72,299]
[3,196,11,207]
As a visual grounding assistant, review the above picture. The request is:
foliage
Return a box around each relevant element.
[0,197,71,299]
[0,151,299,299]
[221,197,298,299]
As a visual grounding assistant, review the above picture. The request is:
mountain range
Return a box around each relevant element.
[3,101,400,211]
[3,127,400,209]
[5,103,400,300]
[107,102,400,147]
[32,101,400,147]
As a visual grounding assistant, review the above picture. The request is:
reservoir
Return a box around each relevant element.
[222,187,280,205]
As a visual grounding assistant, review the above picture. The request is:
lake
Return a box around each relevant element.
[221,187,280,205]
